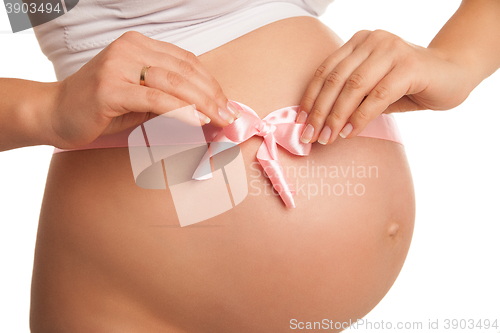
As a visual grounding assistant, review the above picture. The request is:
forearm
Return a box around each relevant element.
[0,78,59,152]
[428,0,500,91]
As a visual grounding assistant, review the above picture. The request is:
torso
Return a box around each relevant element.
[31,17,415,333]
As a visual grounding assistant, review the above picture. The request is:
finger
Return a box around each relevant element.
[112,39,231,118]
[317,51,395,144]
[118,66,232,127]
[109,84,213,127]
[297,30,372,124]
[297,44,356,123]
[343,68,412,138]
[141,49,228,112]
[109,82,190,116]
[300,45,374,144]
[142,66,234,126]
[119,34,237,121]
[120,31,224,97]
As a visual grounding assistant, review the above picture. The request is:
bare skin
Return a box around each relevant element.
[30,17,415,332]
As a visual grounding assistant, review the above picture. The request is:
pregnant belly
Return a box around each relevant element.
[31,17,415,333]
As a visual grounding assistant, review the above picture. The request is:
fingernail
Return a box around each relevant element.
[300,124,315,143]
[227,101,242,118]
[296,110,308,124]
[339,123,353,138]
[196,111,211,124]
[219,108,234,124]
[317,126,332,145]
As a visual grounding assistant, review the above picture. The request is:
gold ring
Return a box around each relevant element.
[140,66,151,86]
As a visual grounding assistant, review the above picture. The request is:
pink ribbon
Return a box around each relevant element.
[193,101,311,208]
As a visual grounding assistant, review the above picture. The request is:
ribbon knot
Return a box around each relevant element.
[257,121,276,137]
[192,101,312,209]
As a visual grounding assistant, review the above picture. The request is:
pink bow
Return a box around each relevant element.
[193,101,312,208]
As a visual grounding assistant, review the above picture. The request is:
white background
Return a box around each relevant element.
[0,0,499,332]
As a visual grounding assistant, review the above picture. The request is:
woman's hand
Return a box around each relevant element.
[50,31,240,149]
[296,29,473,145]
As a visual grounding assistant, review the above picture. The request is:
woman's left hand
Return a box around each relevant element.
[296,29,472,145]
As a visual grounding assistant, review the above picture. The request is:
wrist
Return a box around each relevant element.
[426,46,479,97]
[23,80,63,148]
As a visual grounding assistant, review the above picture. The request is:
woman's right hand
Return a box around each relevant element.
[50,31,240,149]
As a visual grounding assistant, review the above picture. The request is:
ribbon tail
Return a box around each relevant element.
[192,146,213,180]
[257,140,296,209]
[192,130,227,180]
[192,130,243,180]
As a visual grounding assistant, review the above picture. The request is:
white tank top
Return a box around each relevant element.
[34,0,334,81]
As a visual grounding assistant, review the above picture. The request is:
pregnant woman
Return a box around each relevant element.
[1,0,499,332]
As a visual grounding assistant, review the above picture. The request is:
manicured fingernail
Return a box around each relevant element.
[227,101,242,118]
[296,110,308,124]
[219,108,234,124]
[196,111,211,124]
[339,123,353,138]
[300,124,315,143]
[317,126,332,145]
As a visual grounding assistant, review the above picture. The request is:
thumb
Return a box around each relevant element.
[101,112,158,136]
[383,95,428,114]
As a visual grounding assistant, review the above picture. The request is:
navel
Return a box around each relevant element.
[387,223,400,237]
